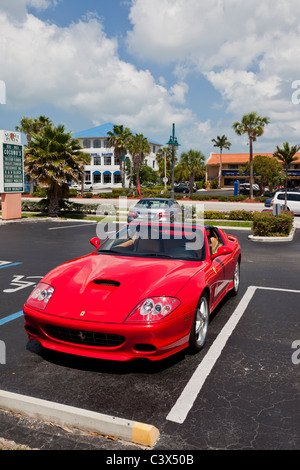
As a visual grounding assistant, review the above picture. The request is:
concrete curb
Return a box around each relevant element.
[248,227,296,242]
[0,390,159,448]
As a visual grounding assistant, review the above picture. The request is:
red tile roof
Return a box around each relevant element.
[207,152,300,165]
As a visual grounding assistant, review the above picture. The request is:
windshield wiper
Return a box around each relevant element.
[97,249,124,254]
[138,252,174,258]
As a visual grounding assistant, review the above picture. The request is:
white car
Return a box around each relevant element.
[71,182,93,192]
[271,191,300,214]
[128,198,183,223]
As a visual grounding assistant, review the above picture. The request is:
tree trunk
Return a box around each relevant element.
[249,138,253,199]
[219,150,222,189]
[284,169,288,210]
[189,174,194,198]
[48,183,59,217]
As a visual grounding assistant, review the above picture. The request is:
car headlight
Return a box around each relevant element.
[125,297,180,322]
[26,282,54,310]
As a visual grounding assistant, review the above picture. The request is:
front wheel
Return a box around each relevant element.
[189,293,209,353]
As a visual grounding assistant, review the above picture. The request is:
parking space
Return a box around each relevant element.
[0,220,299,450]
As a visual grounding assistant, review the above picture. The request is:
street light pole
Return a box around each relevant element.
[167,123,180,199]
[121,150,126,195]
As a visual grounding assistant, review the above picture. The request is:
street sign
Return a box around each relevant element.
[0,130,24,193]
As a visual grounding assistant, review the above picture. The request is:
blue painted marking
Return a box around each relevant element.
[0,263,22,269]
[0,311,23,326]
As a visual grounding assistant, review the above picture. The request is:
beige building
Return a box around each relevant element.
[206,152,300,187]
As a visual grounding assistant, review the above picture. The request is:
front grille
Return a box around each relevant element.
[45,324,125,348]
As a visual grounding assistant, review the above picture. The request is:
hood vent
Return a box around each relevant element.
[93,279,120,287]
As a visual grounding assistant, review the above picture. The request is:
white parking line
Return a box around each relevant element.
[48,223,97,230]
[167,285,300,424]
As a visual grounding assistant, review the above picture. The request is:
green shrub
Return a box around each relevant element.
[227,210,255,221]
[204,211,226,219]
[252,211,293,236]
[68,188,78,197]
[32,186,47,197]
[210,180,219,189]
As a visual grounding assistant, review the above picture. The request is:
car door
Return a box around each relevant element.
[207,228,233,303]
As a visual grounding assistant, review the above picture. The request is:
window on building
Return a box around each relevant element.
[103,139,108,148]
[93,156,101,165]
[104,156,111,165]
[85,171,91,182]
[103,173,111,184]
[114,173,121,184]
[114,156,120,165]
[93,140,101,148]
[83,139,91,148]
[152,145,156,153]
[229,164,239,169]
[93,174,101,184]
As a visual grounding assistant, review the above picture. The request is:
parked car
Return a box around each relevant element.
[71,182,93,192]
[271,191,300,214]
[23,223,241,361]
[128,198,182,223]
[174,183,197,194]
[239,183,260,196]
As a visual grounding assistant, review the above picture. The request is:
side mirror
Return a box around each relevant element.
[211,246,232,259]
[90,237,100,249]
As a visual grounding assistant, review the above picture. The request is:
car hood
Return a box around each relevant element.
[40,253,203,323]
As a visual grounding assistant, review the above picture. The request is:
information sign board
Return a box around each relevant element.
[0,130,24,193]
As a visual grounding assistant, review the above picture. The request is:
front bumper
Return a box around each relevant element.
[23,304,192,361]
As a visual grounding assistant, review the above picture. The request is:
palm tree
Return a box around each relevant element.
[233,112,269,199]
[25,123,89,216]
[273,142,300,210]
[16,116,52,194]
[107,125,133,188]
[127,133,150,193]
[180,150,205,197]
[211,135,231,189]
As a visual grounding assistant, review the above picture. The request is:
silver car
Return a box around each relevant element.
[128,198,182,223]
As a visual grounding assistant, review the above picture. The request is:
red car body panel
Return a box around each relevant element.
[23,224,241,361]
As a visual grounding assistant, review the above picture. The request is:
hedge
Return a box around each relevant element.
[252,211,293,236]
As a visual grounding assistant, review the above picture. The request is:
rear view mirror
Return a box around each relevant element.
[211,246,232,259]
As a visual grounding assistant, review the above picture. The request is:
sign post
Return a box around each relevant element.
[0,130,24,220]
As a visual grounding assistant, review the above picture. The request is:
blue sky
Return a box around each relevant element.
[1,0,300,159]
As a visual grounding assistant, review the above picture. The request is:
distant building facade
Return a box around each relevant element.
[72,123,161,189]
[206,152,300,187]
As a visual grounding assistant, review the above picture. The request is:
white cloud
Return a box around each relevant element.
[0,8,195,142]
[0,0,58,21]
[127,0,300,149]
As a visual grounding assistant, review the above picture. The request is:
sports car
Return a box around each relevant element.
[23,223,241,362]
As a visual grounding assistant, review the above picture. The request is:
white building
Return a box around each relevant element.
[72,123,161,189]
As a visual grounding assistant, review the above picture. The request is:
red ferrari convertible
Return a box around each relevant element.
[23,223,241,361]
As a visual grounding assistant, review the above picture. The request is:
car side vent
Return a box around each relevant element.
[93,279,120,287]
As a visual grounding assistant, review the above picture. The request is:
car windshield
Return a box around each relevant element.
[97,224,205,261]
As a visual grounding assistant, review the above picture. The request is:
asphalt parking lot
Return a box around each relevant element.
[0,219,299,452]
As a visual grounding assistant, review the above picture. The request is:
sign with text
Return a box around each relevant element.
[0,130,24,193]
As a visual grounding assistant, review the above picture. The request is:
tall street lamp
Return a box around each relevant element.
[167,123,180,199]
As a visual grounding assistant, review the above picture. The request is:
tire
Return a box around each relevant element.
[231,260,240,296]
[189,292,209,353]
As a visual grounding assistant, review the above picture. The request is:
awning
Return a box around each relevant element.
[93,171,101,175]
[103,171,111,175]
[113,170,121,175]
